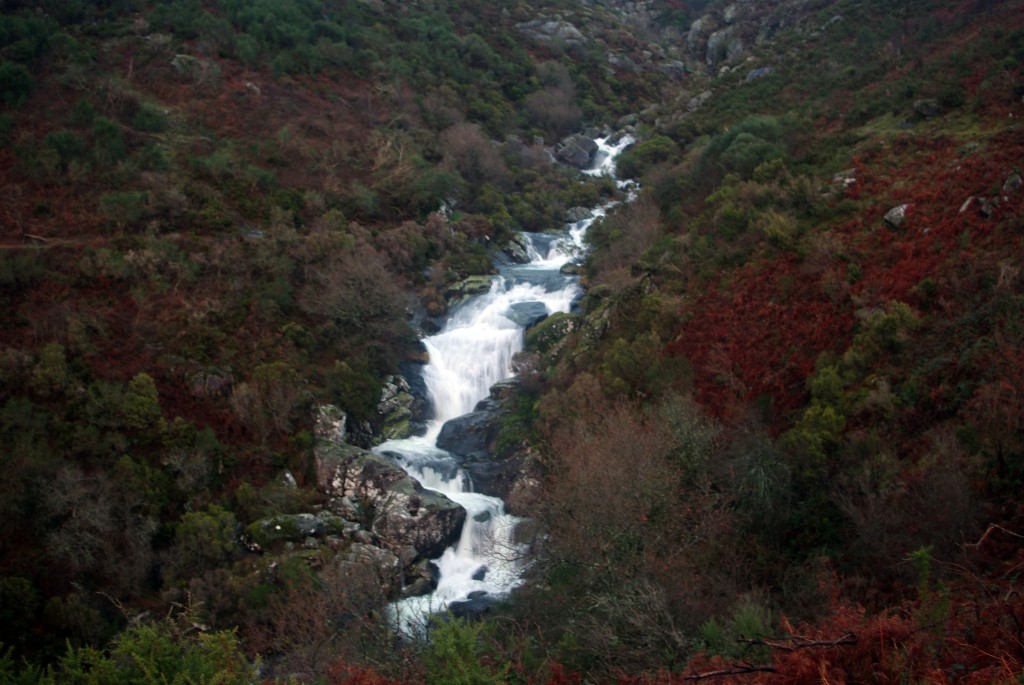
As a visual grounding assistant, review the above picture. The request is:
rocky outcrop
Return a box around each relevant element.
[244,512,358,550]
[445,275,494,302]
[378,374,423,440]
[315,407,465,559]
[516,19,586,47]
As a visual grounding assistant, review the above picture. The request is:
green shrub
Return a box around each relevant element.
[98,191,149,229]
[0,61,34,106]
[424,619,509,685]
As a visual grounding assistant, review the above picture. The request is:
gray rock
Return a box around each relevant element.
[607,53,641,72]
[336,542,402,596]
[448,593,495,620]
[746,66,773,82]
[658,60,687,79]
[913,99,940,119]
[883,204,910,229]
[556,134,599,169]
[244,511,355,549]
[505,301,549,328]
[559,263,583,276]
[503,236,530,264]
[315,407,465,559]
[687,90,713,111]
[1003,172,1022,193]
[565,206,593,223]
[436,399,507,460]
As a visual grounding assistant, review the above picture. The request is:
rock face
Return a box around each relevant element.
[378,374,422,440]
[314,408,465,559]
[516,19,586,47]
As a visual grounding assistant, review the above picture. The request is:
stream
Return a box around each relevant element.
[374,133,634,635]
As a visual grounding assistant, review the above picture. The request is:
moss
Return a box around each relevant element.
[525,312,579,355]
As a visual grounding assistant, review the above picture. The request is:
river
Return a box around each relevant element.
[374,133,634,635]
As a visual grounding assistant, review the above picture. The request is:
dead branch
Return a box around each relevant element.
[682,663,777,681]
[737,632,857,652]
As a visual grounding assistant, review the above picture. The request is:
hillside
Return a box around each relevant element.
[1,0,1023,683]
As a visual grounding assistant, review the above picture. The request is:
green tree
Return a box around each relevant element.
[164,505,240,584]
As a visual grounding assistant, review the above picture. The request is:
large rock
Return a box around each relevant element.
[315,407,465,559]
[883,204,910,230]
[505,301,549,328]
[436,398,507,460]
[556,134,599,169]
[245,512,358,550]
[516,19,586,47]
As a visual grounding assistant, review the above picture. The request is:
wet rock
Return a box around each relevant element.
[503,235,530,264]
[448,592,495,620]
[556,134,599,169]
[471,566,488,581]
[559,263,583,276]
[565,206,593,223]
[315,406,465,559]
[436,399,507,460]
[505,301,549,328]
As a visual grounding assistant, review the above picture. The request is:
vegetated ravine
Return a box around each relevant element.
[374,134,635,634]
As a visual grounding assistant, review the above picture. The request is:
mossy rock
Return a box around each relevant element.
[525,312,579,355]
[245,512,353,549]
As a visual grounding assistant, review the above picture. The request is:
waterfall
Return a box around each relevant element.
[375,133,634,635]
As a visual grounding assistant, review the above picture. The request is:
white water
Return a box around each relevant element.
[375,134,634,635]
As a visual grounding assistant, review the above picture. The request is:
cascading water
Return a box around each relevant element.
[375,133,634,635]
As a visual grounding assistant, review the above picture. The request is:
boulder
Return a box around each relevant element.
[503,236,530,264]
[565,206,593,223]
[1003,172,1022,194]
[335,542,402,596]
[559,263,583,276]
[525,312,580,355]
[505,301,549,328]
[687,90,713,112]
[883,204,910,230]
[315,407,465,559]
[913,98,940,119]
[436,398,507,460]
[448,591,496,620]
[556,134,599,169]
[746,66,773,82]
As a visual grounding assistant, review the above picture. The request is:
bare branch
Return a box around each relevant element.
[682,663,777,681]
[737,632,857,652]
